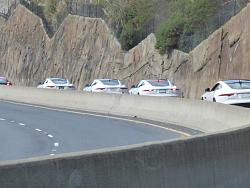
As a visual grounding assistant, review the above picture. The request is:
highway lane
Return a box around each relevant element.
[0,100,190,161]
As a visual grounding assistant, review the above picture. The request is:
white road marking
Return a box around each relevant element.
[18,123,25,126]
[48,134,53,138]
[54,142,59,147]
[35,129,42,132]
[50,153,55,156]
[0,100,191,137]
[10,120,15,123]
[0,118,6,121]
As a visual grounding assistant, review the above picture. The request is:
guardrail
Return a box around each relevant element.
[0,86,250,187]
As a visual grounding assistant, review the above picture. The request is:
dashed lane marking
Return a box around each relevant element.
[54,142,59,147]
[0,100,191,137]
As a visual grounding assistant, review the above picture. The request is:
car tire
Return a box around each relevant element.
[201,97,204,100]
[213,98,216,102]
[137,93,140,95]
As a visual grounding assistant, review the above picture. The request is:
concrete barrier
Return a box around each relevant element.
[0,86,250,187]
[1,125,250,188]
[0,86,250,132]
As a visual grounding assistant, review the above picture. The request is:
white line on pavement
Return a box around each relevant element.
[0,100,191,137]
[54,142,59,147]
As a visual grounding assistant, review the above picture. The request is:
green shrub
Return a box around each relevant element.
[155,0,220,54]
[156,13,185,54]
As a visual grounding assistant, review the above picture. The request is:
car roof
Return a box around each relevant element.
[223,79,250,83]
[48,77,67,80]
[96,79,119,81]
[145,79,169,82]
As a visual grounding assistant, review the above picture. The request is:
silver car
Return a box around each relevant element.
[83,79,128,94]
[202,80,250,107]
[37,78,75,90]
[129,79,181,97]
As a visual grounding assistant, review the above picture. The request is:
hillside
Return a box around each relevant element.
[0,3,250,98]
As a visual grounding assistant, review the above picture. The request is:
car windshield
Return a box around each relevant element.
[226,80,250,89]
[0,78,7,84]
[147,80,170,87]
[51,78,68,84]
[100,79,120,86]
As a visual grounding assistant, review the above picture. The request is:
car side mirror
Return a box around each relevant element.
[205,88,210,92]
[131,85,136,88]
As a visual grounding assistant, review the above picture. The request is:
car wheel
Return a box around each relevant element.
[201,97,204,100]
[213,98,216,102]
[137,92,140,95]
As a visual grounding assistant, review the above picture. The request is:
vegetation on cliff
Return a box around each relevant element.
[19,0,250,53]
[155,0,220,54]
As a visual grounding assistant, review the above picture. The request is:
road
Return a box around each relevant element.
[0,100,191,161]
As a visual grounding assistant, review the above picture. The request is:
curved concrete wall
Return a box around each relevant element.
[1,125,250,188]
[1,86,250,187]
[0,86,250,132]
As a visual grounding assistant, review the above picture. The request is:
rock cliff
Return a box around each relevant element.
[0,4,250,98]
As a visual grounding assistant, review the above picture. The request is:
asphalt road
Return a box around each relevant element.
[0,101,188,161]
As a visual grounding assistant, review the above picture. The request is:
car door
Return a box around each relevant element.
[90,80,98,91]
[137,81,146,95]
[130,81,142,94]
[43,79,50,88]
[205,83,222,101]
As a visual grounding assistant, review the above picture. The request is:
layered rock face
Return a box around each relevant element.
[0,4,250,98]
[0,5,123,90]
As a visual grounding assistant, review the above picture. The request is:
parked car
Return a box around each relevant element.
[37,77,75,90]
[0,76,12,86]
[201,80,250,106]
[83,79,128,94]
[129,79,181,97]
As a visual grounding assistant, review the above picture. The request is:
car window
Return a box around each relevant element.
[211,84,222,91]
[147,80,170,87]
[51,78,67,84]
[226,81,250,89]
[91,81,97,86]
[0,78,7,84]
[138,81,145,87]
[100,79,119,86]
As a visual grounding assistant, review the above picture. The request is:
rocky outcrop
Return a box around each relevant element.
[0,5,123,90]
[121,3,250,98]
[0,4,250,98]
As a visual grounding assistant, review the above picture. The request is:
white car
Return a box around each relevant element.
[83,79,128,94]
[37,78,75,90]
[129,79,181,97]
[201,80,250,106]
